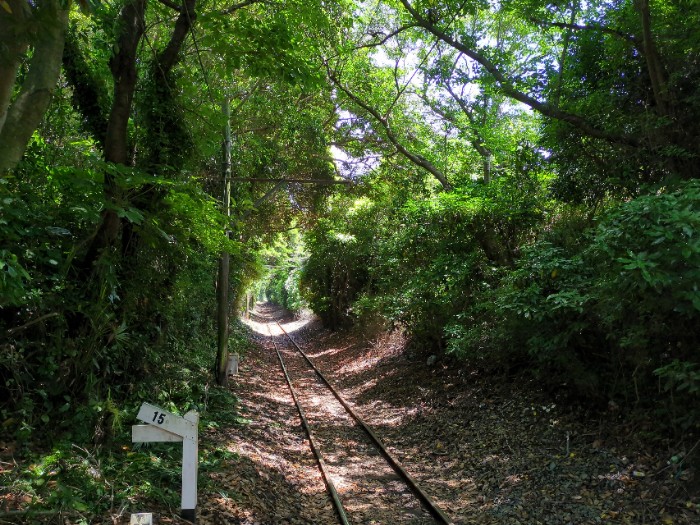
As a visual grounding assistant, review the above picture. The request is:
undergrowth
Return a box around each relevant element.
[0,321,254,522]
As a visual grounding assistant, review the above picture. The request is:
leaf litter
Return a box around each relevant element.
[105,304,699,524]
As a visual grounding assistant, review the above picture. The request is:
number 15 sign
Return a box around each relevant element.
[132,403,199,522]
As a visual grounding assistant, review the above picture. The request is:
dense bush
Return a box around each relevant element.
[300,214,372,327]
[448,180,700,413]
[302,166,545,340]
[301,172,699,428]
[0,144,246,442]
[257,232,308,312]
[264,265,306,311]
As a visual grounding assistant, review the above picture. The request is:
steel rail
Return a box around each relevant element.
[276,322,454,525]
[268,326,351,525]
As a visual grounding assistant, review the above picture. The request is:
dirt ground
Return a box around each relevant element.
[186,304,699,524]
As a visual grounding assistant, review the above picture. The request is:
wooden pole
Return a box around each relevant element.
[215,98,232,385]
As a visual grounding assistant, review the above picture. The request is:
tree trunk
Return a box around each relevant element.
[0,0,30,135]
[121,0,198,255]
[157,0,197,73]
[635,0,671,117]
[78,0,146,272]
[0,0,68,173]
[216,253,230,384]
[105,0,147,165]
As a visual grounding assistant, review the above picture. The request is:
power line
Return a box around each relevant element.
[230,177,352,185]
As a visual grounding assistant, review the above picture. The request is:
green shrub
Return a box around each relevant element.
[456,180,700,413]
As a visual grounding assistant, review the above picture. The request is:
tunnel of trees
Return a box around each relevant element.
[1,0,699,514]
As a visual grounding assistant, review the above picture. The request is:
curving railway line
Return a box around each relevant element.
[261,316,454,525]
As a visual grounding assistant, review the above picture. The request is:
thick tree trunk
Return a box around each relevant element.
[105,0,147,165]
[0,0,30,135]
[79,0,146,272]
[0,0,68,173]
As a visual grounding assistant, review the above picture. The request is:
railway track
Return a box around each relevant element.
[266,319,454,525]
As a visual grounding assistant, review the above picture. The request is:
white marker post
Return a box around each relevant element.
[132,403,199,523]
[130,513,153,525]
[226,353,239,377]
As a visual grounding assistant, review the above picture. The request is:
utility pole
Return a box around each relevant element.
[215,98,232,385]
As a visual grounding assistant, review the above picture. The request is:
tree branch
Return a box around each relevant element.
[157,0,197,74]
[0,0,30,136]
[5,313,60,337]
[355,24,419,50]
[0,0,69,172]
[529,18,641,47]
[327,64,452,191]
[223,0,262,15]
[105,0,147,164]
[398,0,640,147]
[156,0,182,11]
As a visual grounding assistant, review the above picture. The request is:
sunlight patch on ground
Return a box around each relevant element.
[357,400,407,427]
[243,316,312,336]
[305,393,350,420]
[481,454,509,465]
[309,345,351,358]
[226,441,328,497]
[279,318,312,334]
[252,391,293,405]
[337,354,383,375]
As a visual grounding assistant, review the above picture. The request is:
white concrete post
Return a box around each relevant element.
[181,410,199,522]
[132,403,199,523]
[226,353,239,377]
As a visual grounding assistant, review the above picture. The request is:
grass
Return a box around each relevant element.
[0,321,254,522]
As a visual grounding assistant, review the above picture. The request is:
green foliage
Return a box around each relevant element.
[300,162,698,431]
[0,0,341,517]
[264,263,307,312]
[449,181,700,410]
[0,133,242,436]
[655,360,700,431]
[199,1,330,86]
[2,0,699,507]
[301,157,546,336]
[139,67,193,171]
[0,249,31,307]
[300,214,371,327]
[593,184,700,322]
[1,306,248,517]
[1,386,241,516]
[656,360,700,396]
[1,0,340,453]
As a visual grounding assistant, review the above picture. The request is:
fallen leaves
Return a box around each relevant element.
[114,303,699,525]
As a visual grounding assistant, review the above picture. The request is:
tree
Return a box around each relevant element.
[0,0,69,172]
[396,0,700,181]
[1,0,343,428]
